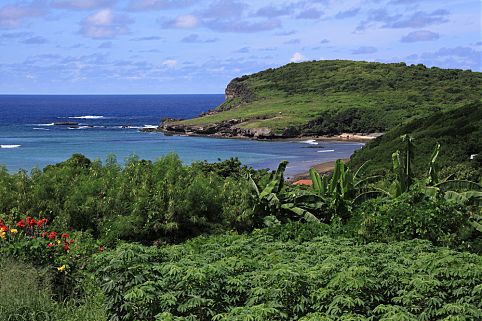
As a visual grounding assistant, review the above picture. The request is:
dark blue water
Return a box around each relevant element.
[0,95,363,177]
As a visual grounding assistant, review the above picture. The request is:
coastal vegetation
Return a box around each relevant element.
[1,60,481,320]
[164,60,481,137]
[1,134,481,319]
[350,101,482,180]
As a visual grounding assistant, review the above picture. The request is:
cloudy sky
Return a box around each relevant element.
[0,0,480,94]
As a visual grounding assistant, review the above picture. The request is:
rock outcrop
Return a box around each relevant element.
[143,118,298,139]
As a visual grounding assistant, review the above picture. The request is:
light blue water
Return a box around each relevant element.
[0,95,363,177]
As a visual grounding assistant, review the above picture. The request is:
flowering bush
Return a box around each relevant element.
[1,216,73,268]
[1,215,101,299]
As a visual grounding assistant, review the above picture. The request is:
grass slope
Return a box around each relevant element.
[181,60,482,134]
[349,101,482,178]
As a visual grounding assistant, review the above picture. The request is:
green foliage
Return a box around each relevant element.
[352,190,481,251]
[0,153,262,245]
[350,101,482,180]
[248,161,324,224]
[93,228,482,321]
[191,157,268,179]
[308,160,382,220]
[0,215,102,300]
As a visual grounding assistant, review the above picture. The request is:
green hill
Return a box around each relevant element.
[164,60,481,137]
[349,101,482,179]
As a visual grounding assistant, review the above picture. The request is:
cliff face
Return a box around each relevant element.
[225,77,252,100]
[216,77,254,112]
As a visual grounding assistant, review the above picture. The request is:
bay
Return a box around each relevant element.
[0,95,363,177]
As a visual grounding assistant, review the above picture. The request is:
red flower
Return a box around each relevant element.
[63,243,70,251]
[61,233,70,239]
[41,232,48,237]
[69,240,74,244]
[16,220,26,228]
[37,218,48,227]
[26,216,37,226]
[47,231,57,240]
[47,243,54,247]
[99,245,104,252]
[0,226,7,232]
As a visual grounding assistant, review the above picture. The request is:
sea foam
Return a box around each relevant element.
[317,149,335,153]
[68,115,104,119]
[68,126,90,130]
[1,145,21,149]
[301,139,319,145]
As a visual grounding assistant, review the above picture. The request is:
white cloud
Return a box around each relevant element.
[167,14,199,28]
[0,2,46,29]
[290,52,305,63]
[162,59,178,68]
[88,9,114,25]
[80,8,132,39]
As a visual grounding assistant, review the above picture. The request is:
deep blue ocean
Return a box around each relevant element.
[0,95,363,177]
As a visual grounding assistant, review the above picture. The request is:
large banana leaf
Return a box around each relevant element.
[354,160,370,180]
[289,193,326,210]
[280,203,320,223]
[401,135,414,184]
[427,143,440,185]
[470,214,482,233]
[391,151,404,197]
[445,191,482,206]
[328,159,344,195]
[259,160,288,199]
[435,180,482,192]
[309,168,323,194]
[248,174,260,196]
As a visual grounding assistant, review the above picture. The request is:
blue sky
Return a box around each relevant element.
[0,0,480,94]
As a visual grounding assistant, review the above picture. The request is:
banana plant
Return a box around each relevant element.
[427,142,440,185]
[249,161,320,223]
[378,136,481,199]
[308,159,382,219]
[387,135,416,197]
[444,190,482,234]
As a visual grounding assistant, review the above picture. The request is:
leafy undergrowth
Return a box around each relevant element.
[0,258,105,321]
[94,226,482,321]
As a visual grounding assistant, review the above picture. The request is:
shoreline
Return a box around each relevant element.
[289,158,351,182]
[144,128,382,144]
[143,128,379,179]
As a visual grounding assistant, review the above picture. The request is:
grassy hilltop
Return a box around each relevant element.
[177,59,481,135]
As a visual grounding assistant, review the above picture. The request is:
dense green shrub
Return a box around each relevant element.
[0,154,260,244]
[93,229,482,321]
[350,101,482,180]
[351,190,481,251]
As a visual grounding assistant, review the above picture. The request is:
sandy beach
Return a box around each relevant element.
[290,158,350,182]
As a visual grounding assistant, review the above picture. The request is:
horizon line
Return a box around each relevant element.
[0,93,224,96]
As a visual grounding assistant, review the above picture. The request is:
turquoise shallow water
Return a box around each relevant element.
[0,95,363,177]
